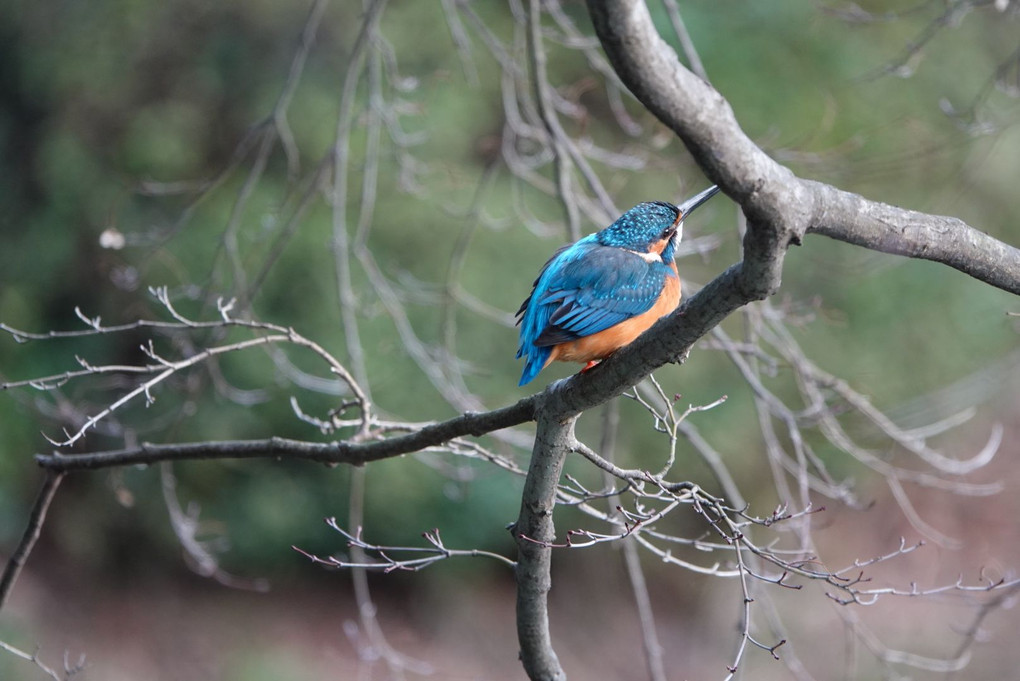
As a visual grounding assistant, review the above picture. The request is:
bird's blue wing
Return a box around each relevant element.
[516,238,671,385]
[532,246,670,345]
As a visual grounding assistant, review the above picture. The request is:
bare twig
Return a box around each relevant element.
[160,463,269,591]
[340,468,435,678]
[597,400,667,681]
[0,471,64,613]
[330,0,387,392]
[295,520,515,572]
[0,639,85,681]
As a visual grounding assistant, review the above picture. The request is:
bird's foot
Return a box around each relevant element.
[580,360,601,373]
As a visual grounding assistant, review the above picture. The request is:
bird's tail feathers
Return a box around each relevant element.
[518,346,552,386]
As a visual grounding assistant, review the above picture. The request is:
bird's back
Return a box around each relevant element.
[516,238,677,385]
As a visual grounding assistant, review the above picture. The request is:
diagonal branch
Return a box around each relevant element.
[0,471,64,612]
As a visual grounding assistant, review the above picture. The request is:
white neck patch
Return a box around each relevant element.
[625,249,662,263]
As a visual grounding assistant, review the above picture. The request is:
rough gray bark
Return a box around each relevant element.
[587,0,1020,295]
[514,415,575,681]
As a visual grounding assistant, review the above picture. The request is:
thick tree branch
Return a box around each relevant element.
[586,0,813,231]
[514,414,575,681]
[586,0,1020,296]
[541,264,765,422]
[806,181,1020,293]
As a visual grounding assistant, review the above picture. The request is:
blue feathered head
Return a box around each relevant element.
[595,186,720,261]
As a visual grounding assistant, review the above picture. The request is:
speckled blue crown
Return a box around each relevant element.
[596,201,680,250]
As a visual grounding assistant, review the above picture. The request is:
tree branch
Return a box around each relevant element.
[806,181,1020,294]
[513,413,575,681]
[0,471,63,612]
[586,0,1020,296]
[34,398,536,472]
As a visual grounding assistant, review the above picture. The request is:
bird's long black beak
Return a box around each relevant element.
[677,184,720,218]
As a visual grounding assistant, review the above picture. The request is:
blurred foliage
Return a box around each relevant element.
[1,0,1018,599]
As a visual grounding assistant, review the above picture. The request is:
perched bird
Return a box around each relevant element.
[515,185,720,386]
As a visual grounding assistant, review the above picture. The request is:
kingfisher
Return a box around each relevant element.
[515,185,720,386]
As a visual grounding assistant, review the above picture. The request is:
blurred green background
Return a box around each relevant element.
[1,1,1018,679]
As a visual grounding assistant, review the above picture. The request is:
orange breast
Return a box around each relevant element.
[546,266,680,367]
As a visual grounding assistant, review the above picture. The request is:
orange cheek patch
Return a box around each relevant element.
[649,238,670,255]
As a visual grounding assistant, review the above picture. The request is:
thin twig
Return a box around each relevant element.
[0,471,64,613]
